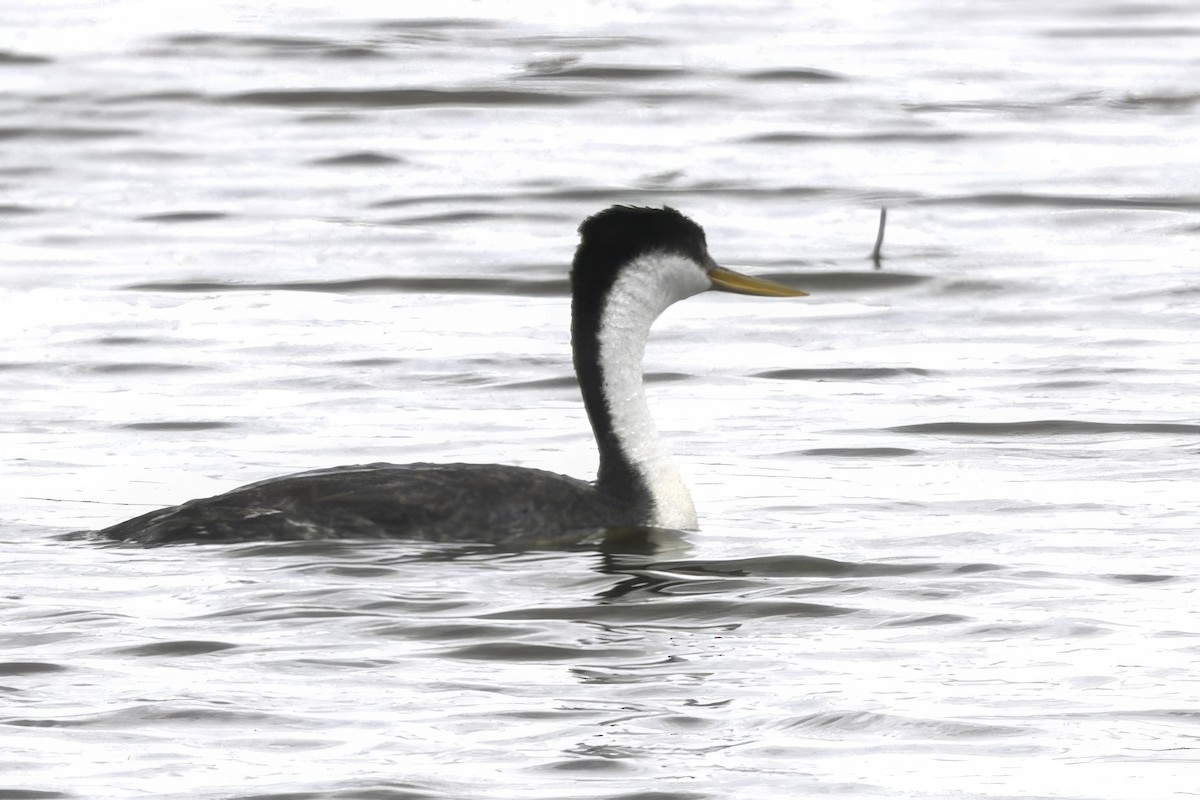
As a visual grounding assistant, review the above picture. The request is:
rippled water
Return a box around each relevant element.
[3,1,1199,798]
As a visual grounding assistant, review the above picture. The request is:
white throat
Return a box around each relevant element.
[595,252,709,529]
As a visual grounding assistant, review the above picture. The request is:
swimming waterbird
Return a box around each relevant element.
[96,206,807,545]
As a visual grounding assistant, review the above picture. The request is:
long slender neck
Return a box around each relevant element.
[572,253,699,529]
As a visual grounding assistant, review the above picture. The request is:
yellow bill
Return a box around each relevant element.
[708,265,808,297]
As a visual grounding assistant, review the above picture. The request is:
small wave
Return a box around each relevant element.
[86,362,207,375]
[376,17,497,32]
[0,204,40,215]
[372,188,621,209]
[510,34,661,51]
[105,640,239,657]
[123,276,567,297]
[740,68,845,82]
[915,192,1200,211]
[1042,25,1200,39]
[1023,379,1106,390]
[880,612,972,627]
[151,33,392,61]
[118,421,236,432]
[782,710,1026,738]
[906,99,1058,114]
[798,447,919,457]
[3,702,292,729]
[1126,283,1200,298]
[232,781,438,800]
[136,211,229,223]
[1107,573,1177,584]
[218,88,589,108]
[939,278,1012,295]
[338,356,406,367]
[648,555,951,579]
[435,641,637,662]
[96,90,207,106]
[524,65,686,80]
[309,151,404,167]
[0,49,51,65]
[0,126,139,141]
[383,210,512,225]
[370,183,836,210]
[890,420,1200,436]
[165,32,346,47]
[1112,92,1200,112]
[497,375,578,391]
[0,661,68,676]
[91,336,159,346]
[486,598,854,624]
[754,367,930,381]
[644,371,691,385]
[747,131,970,144]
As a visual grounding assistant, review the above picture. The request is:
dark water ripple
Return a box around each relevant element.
[497,374,580,390]
[1107,573,1177,584]
[754,367,932,381]
[383,210,517,225]
[740,68,845,82]
[434,641,643,661]
[309,151,404,167]
[123,277,569,296]
[87,362,208,375]
[4,701,295,729]
[0,662,68,676]
[90,335,175,347]
[747,131,972,144]
[150,33,392,61]
[523,65,687,80]
[637,554,945,578]
[219,88,594,108]
[136,211,229,223]
[1042,25,1200,39]
[118,421,235,432]
[147,22,501,59]
[798,447,919,457]
[914,192,1200,211]
[96,90,206,106]
[105,640,239,657]
[781,710,1025,738]
[485,598,854,625]
[891,420,1200,436]
[0,126,140,141]
[1112,92,1200,111]
[509,34,661,51]
[368,184,834,209]
[236,786,439,800]
[0,50,52,65]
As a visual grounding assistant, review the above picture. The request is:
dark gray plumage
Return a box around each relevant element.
[97,462,638,545]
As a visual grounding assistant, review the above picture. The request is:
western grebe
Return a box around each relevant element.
[96,206,806,545]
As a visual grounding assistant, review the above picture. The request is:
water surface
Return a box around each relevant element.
[2,1,1198,798]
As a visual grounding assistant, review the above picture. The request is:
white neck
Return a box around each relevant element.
[596,253,709,529]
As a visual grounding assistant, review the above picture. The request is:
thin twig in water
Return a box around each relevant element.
[869,207,887,270]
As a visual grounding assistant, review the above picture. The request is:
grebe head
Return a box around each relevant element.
[572,205,808,309]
